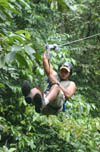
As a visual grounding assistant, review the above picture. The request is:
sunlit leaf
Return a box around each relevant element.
[16,30,31,39]
[25,45,35,55]
[0,83,5,88]
[11,45,22,52]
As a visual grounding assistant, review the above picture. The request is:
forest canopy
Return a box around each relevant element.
[0,0,100,151]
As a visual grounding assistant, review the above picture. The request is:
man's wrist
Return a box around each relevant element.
[43,57,47,60]
[56,82,60,86]
[54,82,60,86]
[51,82,60,86]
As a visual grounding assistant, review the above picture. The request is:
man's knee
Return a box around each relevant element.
[31,88,42,96]
[51,84,60,91]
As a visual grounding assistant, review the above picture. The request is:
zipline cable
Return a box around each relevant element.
[59,33,100,47]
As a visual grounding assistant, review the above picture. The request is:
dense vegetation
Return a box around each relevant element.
[0,0,100,151]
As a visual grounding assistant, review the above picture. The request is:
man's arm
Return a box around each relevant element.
[42,52,56,76]
[48,74,76,98]
[58,81,76,98]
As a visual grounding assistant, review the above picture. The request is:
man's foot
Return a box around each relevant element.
[21,80,32,104]
[34,93,43,113]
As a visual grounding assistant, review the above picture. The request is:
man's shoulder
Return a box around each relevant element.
[61,80,76,88]
[68,81,76,87]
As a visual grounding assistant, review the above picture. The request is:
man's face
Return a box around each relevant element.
[59,68,70,80]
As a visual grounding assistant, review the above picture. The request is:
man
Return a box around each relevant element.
[22,51,76,115]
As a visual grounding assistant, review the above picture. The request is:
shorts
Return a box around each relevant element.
[41,90,65,115]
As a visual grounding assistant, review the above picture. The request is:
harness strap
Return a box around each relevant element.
[63,101,66,112]
[44,79,67,112]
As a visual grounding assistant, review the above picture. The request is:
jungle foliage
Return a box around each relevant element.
[0,0,100,151]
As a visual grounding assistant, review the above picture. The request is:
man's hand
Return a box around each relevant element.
[43,51,51,60]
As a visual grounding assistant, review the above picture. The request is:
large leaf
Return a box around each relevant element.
[0,0,9,8]
[5,51,16,63]
[16,30,31,39]
[8,33,25,44]
[25,45,35,56]
[0,54,5,68]
[16,52,29,68]
[11,45,22,52]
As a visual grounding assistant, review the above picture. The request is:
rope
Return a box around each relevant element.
[59,33,100,47]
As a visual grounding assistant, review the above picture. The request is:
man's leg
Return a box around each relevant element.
[22,81,60,113]
[45,84,60,104]
[22,80,43,113]
[30,88,42,98]
[26,84,60,110]
[41,85,63,115]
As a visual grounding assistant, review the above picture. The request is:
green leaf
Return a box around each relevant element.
[5,51,16,63]
[8,148,16,152]
[18,0,30,8]
[57,0,70,10]
[66,132,70,142]
[9,33,25,44]
[51,0,58,10]
[16,52,29,68]
[16,30,31,39]
[0,83,6,88]
[36,67,44,76]
[11,45,22,52]
[8,4,19,14]
[0,0,9,8]
[67,3,78,11]
[0,10,7,21]
[0,54,5,68]
[25,45,35,55]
